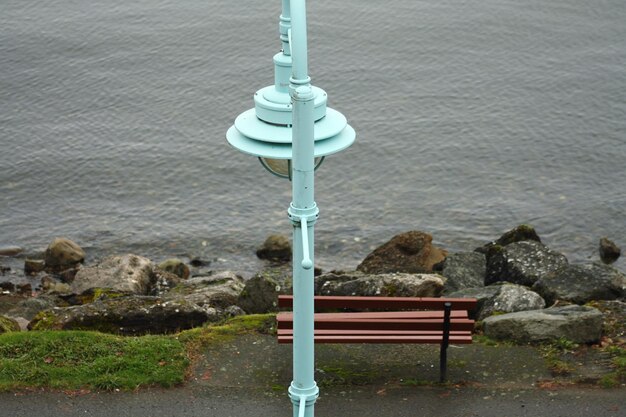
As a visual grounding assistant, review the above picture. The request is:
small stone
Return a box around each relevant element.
[16,283,32,295]
[24,259,45,275]
[0,246,23,257]
[256,234,292,262]
[158,259,190,279]
[190,258,210,267]
[44,238,85,272]
[599,237,621,264]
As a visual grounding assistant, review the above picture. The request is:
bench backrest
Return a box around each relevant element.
[278,295,477,311]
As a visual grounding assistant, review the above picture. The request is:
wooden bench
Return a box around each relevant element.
[277,295,477,382]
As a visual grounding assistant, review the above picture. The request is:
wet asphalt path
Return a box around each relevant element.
[1,385,623,417]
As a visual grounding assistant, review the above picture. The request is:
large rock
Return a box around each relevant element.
[476,224,542,254]
[27,295,220,335]
[165,271,244,309]
[357,231,447,274]
[256,234,292,262]
[237,274,282,314]
[71,254,156,295]
[485,241,568,286]
[532,263,626,305]
[436,252,486,293]
[449,284,545,321]
[315,271,445,297]
[0,315,20,333]
[483,305,603,344]
[599,237,621,264]
[44,238,85,272]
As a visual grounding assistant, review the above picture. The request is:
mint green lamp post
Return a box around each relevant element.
[226,1,355,416]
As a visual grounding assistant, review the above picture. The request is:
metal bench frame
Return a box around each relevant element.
[277,295,477,382]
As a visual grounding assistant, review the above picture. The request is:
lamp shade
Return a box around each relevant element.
[226,107,355,160]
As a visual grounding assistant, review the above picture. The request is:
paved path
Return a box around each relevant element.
[1,385,623,417]
[1,333,624,417]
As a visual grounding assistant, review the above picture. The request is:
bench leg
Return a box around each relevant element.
[439,302,452,383]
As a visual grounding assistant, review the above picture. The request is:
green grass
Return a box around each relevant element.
[0,314,275,392]
[0,330,188,391]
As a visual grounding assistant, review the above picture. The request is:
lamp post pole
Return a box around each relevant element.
[226,0,355,414]
[287,3,319,417]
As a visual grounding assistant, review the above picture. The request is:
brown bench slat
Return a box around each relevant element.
[277,329,470,336]
[277,317,475,331]
[278,335,473,344]
[277,310,468,321]
[278,295,477,310]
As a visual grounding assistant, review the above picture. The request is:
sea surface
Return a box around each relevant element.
[1,0,625,279]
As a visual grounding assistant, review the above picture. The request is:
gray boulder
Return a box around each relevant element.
[449,284,545,321]
[437,252,486,293]
[488,285,546,318]
[483,305,603,344]
[71,254,156,295]
[315,271,445,297]
[28,295,220,335]
[237,274,282,314]
[485,241,568,286]
[446,283,546,320]
[44,238,85,272]
[532,263,626,305]
[357,231,447,274]
[165,271,244,309]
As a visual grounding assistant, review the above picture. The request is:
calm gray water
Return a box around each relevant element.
[1,0,625,276]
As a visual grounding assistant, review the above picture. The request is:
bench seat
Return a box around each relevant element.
[277,295,477,382]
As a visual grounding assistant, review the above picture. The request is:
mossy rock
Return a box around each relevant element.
[157,259,190,279]
[28,311,62,331]
[0,315,21,333]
